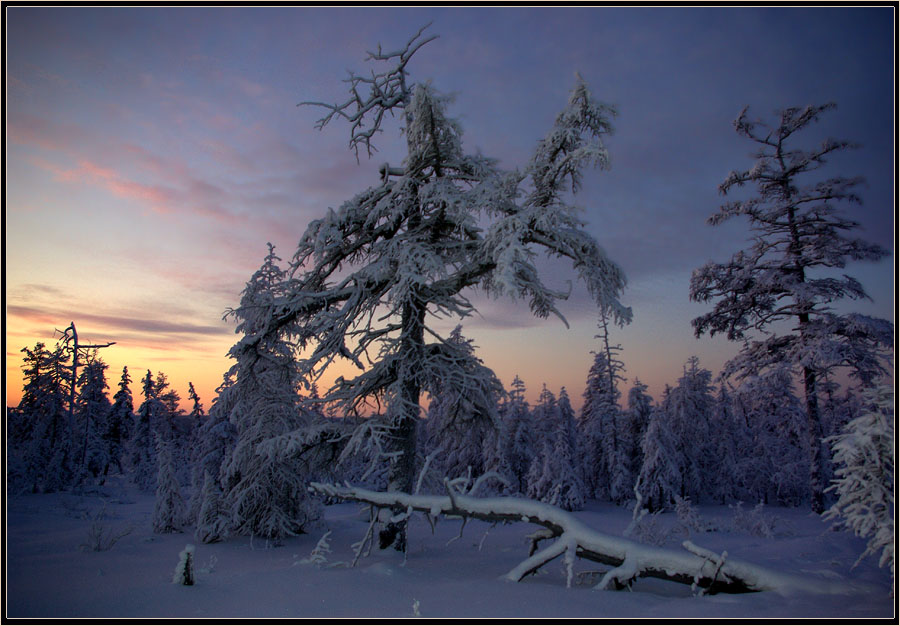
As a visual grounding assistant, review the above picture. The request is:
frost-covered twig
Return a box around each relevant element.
[351,506,378,567]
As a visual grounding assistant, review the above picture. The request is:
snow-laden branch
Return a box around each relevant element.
[309,482,871,596]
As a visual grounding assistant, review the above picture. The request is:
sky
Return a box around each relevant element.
[5,6,895,412]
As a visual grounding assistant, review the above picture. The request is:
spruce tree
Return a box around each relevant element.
[105,366,134,477]
[579,315,628,502]
[14,342,74,492]
[188,372,238,527]
[153,439,185,534]
[636,402,682,513]
[495,376,533,495]
[75,356,112,482]
[220,244,325,540]
[423,326,503,481]
[132,370,159,491]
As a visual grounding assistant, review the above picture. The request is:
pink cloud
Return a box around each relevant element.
[8,112,93,153]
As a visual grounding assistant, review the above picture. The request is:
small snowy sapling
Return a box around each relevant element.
[172,544,195,586]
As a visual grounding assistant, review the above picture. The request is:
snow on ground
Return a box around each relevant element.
[4,478,894,620]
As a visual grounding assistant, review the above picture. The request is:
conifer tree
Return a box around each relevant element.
[104,366,134,477]
[579,315,628,502]
[731,368,809,505]
[249,27,629,549]
[690,103,893,512]
[195,471,230,543]
[132,370,159,491]
[525,386,584,510]
[623,379,653,487]
[13,342,74,492]
[661,357,715,502]
[495,375,532,494]
[825,385,894,580]
[188,372,238,526]
[153,439,185,534]
[75,356,112,482]
[220,244,325,540]
[423,326,503,481]
[636,402,682,513]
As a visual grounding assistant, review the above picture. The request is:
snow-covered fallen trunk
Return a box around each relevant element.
[309,482,862,596]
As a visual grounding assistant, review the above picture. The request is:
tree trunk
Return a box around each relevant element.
[380,298,426,551]
[803,365,825,514]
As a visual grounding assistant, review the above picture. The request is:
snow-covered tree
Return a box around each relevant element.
[526,387,585,511]
[730,368,807,506]
[251,27,629,549]
[825,385,894,579]
[131,370,159,491]
[422,326,503,482]
[154,373,184,445]
[494,375,533,495]
[153,439,185,534]
[220,244,326,540]
[104,366,134,477]
[690,103,893,512]
[636,399,682,513]
[707,384,741,504]
[188,372,238,530]
[579,314,628,502]
[195,471,230,544]
[75,356,112,482]
[13,342,74,493]
[623,379,653,486]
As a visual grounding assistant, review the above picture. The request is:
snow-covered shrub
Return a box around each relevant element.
[628,510,669,546]
[172,544,195,585]
[729,502,778,539]
[300,530,334,567]
[825,385,894,579]
[79,504,133,552]
[674,495,715,534]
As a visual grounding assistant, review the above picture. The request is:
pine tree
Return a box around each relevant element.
[730,368,807,505]
[707,384,740,504]
[525,386,585,510]
[195,471,230,543]
[255,27,629,549]
[690,103,893,512]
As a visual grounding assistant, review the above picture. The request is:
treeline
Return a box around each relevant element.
[6,319,871,541]
[7,342,204,497]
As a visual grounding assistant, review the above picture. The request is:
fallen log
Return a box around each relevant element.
[309,481,862,595]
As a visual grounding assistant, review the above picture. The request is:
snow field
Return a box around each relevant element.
[5,482,893,619]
